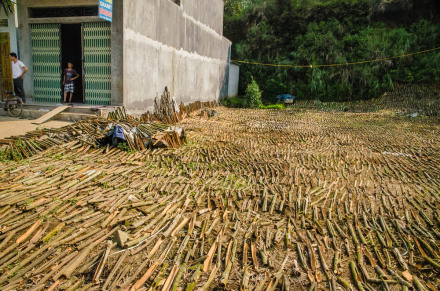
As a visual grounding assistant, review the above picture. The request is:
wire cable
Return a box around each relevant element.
[231,46,440,68]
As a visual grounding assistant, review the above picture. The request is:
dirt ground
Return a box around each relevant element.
[0,116,72,139]
[0,108,439,290]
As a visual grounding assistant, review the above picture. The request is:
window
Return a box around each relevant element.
[29,6,98,18]
[0,19,8,28]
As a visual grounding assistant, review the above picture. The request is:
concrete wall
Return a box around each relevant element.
[111,0,123,106]
[181,0,224,36]
[16,0,123,104]
[123,0,231,114]
[228,63,240,98]
[0,9,18,55]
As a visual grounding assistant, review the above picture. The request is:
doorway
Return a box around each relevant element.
[61,24,83,103]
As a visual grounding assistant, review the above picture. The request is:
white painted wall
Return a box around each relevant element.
[0,7,18,56]
[228,63,239,97]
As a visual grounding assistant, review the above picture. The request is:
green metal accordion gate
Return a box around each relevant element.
[30,24,62,103]
[83,22,112,106]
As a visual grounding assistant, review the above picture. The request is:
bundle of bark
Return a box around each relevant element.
[0,117,110,161]
[0,108,439,290]
[137,87,218,124]
[0,116,184,161]
[1,87,217,161]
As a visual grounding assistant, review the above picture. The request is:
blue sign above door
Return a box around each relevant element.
[99,0,113,22]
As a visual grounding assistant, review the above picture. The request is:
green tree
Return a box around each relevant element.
[224,0,440,102]
[1,0,14,16]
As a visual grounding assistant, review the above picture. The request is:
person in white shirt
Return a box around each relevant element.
[9,53,28,103]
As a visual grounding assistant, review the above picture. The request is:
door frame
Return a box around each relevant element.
[60,23,86,104]
[29,20,112,105]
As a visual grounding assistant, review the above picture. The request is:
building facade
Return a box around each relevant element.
[17,0,231,112]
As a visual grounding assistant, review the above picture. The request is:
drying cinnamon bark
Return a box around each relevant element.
[0,107,439,290]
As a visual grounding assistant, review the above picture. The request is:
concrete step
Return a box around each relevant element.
[0,103,117,122]
[0,108,98,122]
[55,112,98,122]
[65,106,114,115]
[22,105,110,114]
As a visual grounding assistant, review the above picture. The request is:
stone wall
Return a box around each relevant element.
[122,0,231,113]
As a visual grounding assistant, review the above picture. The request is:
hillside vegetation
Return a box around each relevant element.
[224,0,440,102]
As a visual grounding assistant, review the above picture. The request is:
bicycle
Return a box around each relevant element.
[1,90,23,118]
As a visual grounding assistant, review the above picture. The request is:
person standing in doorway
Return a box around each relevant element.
[63,62,80,104]
[9,53,28,104]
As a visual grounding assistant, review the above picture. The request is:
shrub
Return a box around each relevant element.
[244,78,263,108]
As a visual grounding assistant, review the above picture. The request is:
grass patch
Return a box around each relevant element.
[260,104,285,109]
[221,97,285,110]
[220,96,246,108]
